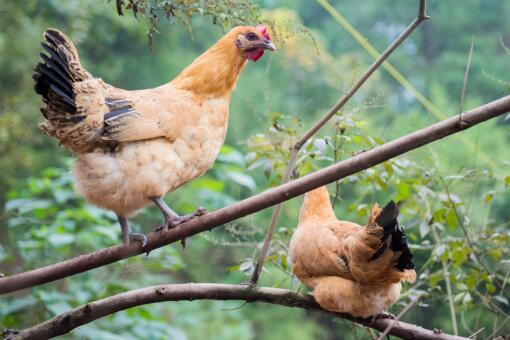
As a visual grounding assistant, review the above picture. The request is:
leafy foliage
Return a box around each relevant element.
[112,0,261,46]
[1,0,509,338]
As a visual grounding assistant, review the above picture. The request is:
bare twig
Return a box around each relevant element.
[430,221,459,335]
[458,38,474,127]
[249,0,430,285]
[5,283,467,340]
[468,327,484,339]
[437,174,500,289]
[376,297,420,340]
[1,95,509,295]
[115,0,123,15]
[492,314,510,338]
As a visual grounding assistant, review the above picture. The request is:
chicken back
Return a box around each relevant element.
[33,26,275,246]
[289,186,416,318]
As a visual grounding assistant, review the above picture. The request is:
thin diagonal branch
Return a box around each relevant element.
[376,296,421,340]
[322,0,494,168]
[459,38,474,115]
[430,222,459,335]
[437,174,502,292]
[248,0,429,285]
[4,283,467,340]
[0,95,509,295]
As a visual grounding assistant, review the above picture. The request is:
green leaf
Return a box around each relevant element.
[505,176,510,186]
[462,292,472,305]
[217,145,245,166]
[227,264,240,272]
[488,248,503,260]
[374,175,387,190]
[419,221,430,237]
[46,301,72,316]
[484,191,495,203]
[239,261,254,273]
[432,208,446,224]
[445,209,458,230]
[225,172,256,191]
[395,182,410,202]
[486,283,496,294]
[464,271,478,289]
[452,248,467,267]
[190,177,224,192]
[48,233,75,247]
[435,244,446,259]
[495,295,509,305]
[428,271,442,287]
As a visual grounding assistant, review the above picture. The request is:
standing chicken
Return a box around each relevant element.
[289,186,416,318]
[33,25,275,247]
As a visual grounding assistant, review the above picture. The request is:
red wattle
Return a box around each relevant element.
[246,49,264,62]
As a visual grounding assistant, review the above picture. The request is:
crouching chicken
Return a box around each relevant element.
[33,25,275,247]
[289,186,416,318]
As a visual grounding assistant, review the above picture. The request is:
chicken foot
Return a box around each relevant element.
[369,311,396,322]
[151,197,207,230]
[117,215,148,248]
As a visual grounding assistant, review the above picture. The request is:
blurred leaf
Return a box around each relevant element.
[445,209,458,230]
[486,283,496,294]
[48,233,75,247]
[46,301,72,316]
[495,295,509,306]
[484,190,495,203]
[225,172,256,191]
[488,248,503,260]
[217,145,246,167]
[190,177,225,192]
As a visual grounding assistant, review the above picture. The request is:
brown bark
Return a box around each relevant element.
[0,95,509,295]
[5,283,467,340]
[249,0,430,285]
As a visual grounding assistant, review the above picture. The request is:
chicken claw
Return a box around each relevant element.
[370,311,396,322]
[128,233,148,248]
[165,207,207,228]
[151,196,207,231]
[118,215,148,248]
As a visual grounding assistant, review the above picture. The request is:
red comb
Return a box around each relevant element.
[256,24,271,40]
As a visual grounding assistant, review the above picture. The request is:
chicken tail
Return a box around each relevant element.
[34,29,90,105]
[368,201,415,278]
[33,29,105,153]
[299,186,336,223]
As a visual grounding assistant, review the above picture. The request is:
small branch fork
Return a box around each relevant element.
[1,95,509,296]
[376,296,421,340]
[248,0,430,285]
[4,283,467,340]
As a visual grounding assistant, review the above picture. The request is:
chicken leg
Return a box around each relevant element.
[118,215,148,247]
[151,197,207,230]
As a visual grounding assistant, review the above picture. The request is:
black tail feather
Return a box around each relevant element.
[35,63,72,99]
[391,225,415,271]
[34,30,77,114]
[369,201,415,271]
[39,53,73,87]
[40,43,74,81]
[375,200,399,243]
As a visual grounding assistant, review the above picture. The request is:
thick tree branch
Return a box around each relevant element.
[4,283,467,340]
[249,0,429,285]
[1,95,509,295]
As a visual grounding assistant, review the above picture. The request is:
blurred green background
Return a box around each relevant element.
[0,0,509,338]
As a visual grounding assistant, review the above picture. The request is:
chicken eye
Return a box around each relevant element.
[246,32,258,41]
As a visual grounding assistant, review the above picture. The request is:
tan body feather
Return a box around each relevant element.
[73,87,229,216]
[289,186,416,318]
[35,27,266,218]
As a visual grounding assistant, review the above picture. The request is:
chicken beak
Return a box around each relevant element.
[259,40,276,52]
